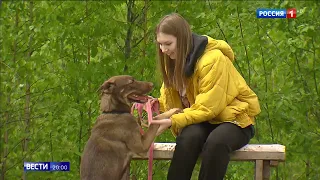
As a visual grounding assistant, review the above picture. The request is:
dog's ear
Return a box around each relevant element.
[97,81,115,94]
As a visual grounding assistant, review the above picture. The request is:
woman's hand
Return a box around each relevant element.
[150,118,172,136]
[147,96,159,107]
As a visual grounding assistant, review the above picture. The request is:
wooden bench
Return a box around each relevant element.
[131,143,285,180]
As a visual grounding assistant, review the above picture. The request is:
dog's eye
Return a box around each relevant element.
[128,79,134,84]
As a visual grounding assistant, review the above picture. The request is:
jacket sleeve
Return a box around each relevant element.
[157,83,183,114]
[170,51,229,132]
[236,83,261,117]
[158,83,166,113]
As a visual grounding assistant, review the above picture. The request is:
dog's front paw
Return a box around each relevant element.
[153,108,182,120]
[170,108,183,114]
[136,152,147,157]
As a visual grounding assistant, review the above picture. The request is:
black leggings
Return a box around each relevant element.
[167,122,254,180]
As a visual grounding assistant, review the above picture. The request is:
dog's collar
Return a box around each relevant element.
[102,111,130,114]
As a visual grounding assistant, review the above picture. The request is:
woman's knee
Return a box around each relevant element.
[176,123,210,149]
[202,140,231,157]
[201,123,250,156]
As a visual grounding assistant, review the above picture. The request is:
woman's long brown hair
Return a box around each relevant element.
[155,13,193,92]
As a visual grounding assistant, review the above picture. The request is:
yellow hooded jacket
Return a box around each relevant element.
[158,34,261,136]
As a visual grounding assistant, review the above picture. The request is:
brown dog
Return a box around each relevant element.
[80,75,160,180]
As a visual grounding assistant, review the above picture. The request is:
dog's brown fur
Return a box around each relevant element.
[80,75,182,180]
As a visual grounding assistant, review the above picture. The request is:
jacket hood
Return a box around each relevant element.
[185,33,235,77]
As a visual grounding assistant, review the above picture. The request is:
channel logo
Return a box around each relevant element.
[257,8,296,18]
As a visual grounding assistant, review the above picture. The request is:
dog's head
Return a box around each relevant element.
[98,75,153,112]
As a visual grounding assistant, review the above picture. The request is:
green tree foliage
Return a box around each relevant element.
[1,1,319,179]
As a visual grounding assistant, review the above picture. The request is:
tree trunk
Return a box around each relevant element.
[306,160,310,179]
[1,5,20,179]
[1,96,10,180]
[140,0,148,76]
[123,0,135,73]
[22,2,33,179]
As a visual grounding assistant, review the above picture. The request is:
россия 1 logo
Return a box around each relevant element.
[257,8,296,18]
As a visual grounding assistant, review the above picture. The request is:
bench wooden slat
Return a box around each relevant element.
[255,160,263,179]
[130,143,286,180]
[263,160,271,179]
[132,143,285,162]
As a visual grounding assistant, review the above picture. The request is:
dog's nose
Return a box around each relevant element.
[148,82,154,88]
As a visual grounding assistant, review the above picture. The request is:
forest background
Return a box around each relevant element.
[1,0,319,179]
